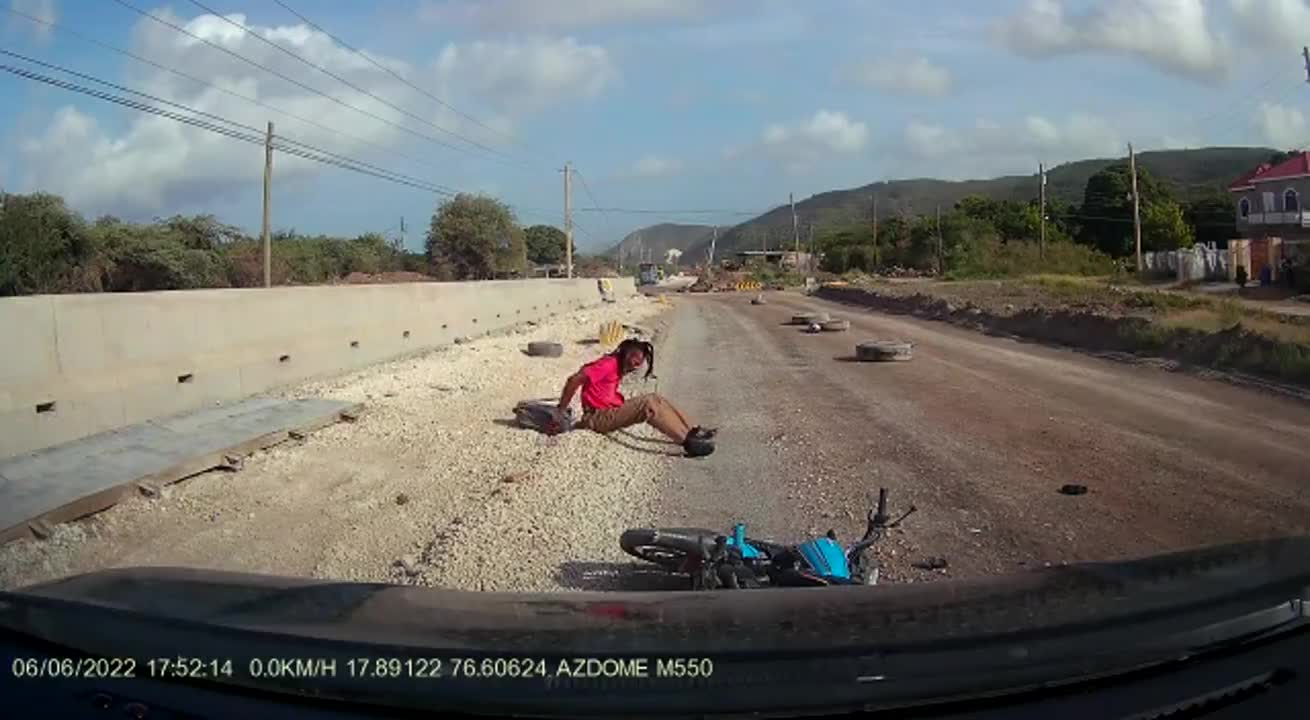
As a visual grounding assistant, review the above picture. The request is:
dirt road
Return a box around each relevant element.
[644,292,1310,583]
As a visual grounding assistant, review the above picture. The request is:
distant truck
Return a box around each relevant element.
[638,262,661,286]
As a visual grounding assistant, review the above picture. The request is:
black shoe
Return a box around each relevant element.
[683,434,716,458]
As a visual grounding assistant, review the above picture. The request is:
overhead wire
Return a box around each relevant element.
[1,5,485,187]
[182,0,527,169]
[107,0,519,168]
[0,62,463,196]
[268,0,546,163]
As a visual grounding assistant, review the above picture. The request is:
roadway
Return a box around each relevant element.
[647,291,1310,583]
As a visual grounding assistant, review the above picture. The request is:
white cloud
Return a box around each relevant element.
[625,154,685,178]
[1254,101,1308,148]
[901,114,1122,177]
[849,56,953,97]
[731,110,868,175]
[995,0,1229,81]
[433,37,618,116]
[418,0,714,31]
[1230,0,1310,50]
[7,0,56,43]
[16,8,533,216]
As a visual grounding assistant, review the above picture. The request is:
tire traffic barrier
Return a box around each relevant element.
[526,341,564,358]
[820,319,850,332]
[855,340,913,362]
[598,320,624,349]
[790,312,831,325]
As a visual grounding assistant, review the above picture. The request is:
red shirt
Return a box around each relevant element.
[579,355,624,410]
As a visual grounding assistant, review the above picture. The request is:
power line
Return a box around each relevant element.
[108,0,512,167]
[0,63,460,196]
[184,0,526,169]
[268,0,544,163]
[572,207,768,216]
[2,5,476,187]
[571,169,617,250]
[0,49,464,196]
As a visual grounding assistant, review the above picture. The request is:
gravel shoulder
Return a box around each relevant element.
[0,295,673,592]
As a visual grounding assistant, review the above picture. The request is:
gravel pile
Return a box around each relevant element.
[0,295,673,592]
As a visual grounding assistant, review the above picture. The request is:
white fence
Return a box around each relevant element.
[1143,244,1229,282]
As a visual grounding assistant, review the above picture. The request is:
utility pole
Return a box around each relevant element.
[935,204,943,276]
[807,223,814,272]
[790,192,799,260]
[708,226,717,266]
[399,216,406,252]
[1129,143,1142,272]
[261,121,273,288]
[1039,162,1046,261]
[871,194,880,269]
[561,161,573,279]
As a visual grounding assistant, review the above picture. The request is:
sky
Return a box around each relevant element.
[2,0,1310,252]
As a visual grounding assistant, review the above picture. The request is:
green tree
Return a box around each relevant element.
[426,194,521,280]
[0,192,95,295]
[1079,162,1171,256]
[1184,190,1237,247]
[1141,199,1194,251]
[523,224,572,266]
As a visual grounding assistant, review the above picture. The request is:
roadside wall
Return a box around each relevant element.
[1,278,635,459]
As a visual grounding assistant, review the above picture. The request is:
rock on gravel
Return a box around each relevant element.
[0,295,670,593]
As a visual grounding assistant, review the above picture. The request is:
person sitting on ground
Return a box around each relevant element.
[556,338,716,457]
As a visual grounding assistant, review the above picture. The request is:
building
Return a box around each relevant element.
[1227,153,1309,283]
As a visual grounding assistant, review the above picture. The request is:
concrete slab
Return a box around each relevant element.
[0,397,361,544]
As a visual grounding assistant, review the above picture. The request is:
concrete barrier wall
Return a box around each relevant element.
[0,278,635,459]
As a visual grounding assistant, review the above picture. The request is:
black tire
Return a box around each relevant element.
[620,528,717,570]
[525,341,563,357]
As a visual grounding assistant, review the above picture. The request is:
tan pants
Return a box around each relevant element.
[576,394,688,435]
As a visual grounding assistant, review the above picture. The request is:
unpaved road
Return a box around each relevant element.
[5,290,1310,593]
[643,291,1310,584]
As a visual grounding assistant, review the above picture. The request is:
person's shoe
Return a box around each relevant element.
[683,434,715,458]
[689,426,718,440]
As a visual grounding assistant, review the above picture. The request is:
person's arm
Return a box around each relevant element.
[558,370,586,412]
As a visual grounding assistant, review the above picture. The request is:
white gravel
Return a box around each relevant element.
[0,295,676,592]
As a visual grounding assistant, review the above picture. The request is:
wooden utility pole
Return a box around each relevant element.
[1129,143,1142,272]
[562,161,573,278]
[790,192,799,258]
[871,194,880,269]
[1038,162,1046,261]
[935,204,943,275]
[398,216,406,252]
[261,121,273,288]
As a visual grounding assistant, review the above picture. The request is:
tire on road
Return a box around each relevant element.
[791,311,830,325]
[855,340,913,362]
[525,341,564,357]
[820,319,850,332]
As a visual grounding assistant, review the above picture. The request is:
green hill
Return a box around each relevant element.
[683,146,1274,263]
[606,222,715,265]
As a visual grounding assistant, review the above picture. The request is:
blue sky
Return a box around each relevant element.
[3,0,1310,251]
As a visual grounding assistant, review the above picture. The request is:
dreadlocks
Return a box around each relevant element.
[613,338,655,379]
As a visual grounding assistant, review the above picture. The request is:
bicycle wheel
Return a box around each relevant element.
[620,528,717,571]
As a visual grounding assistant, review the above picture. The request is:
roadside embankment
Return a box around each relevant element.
[817,276,1310,391]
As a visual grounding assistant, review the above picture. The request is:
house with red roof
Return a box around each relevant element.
[1227,153,1310,238]
[1227,153,1309,285]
